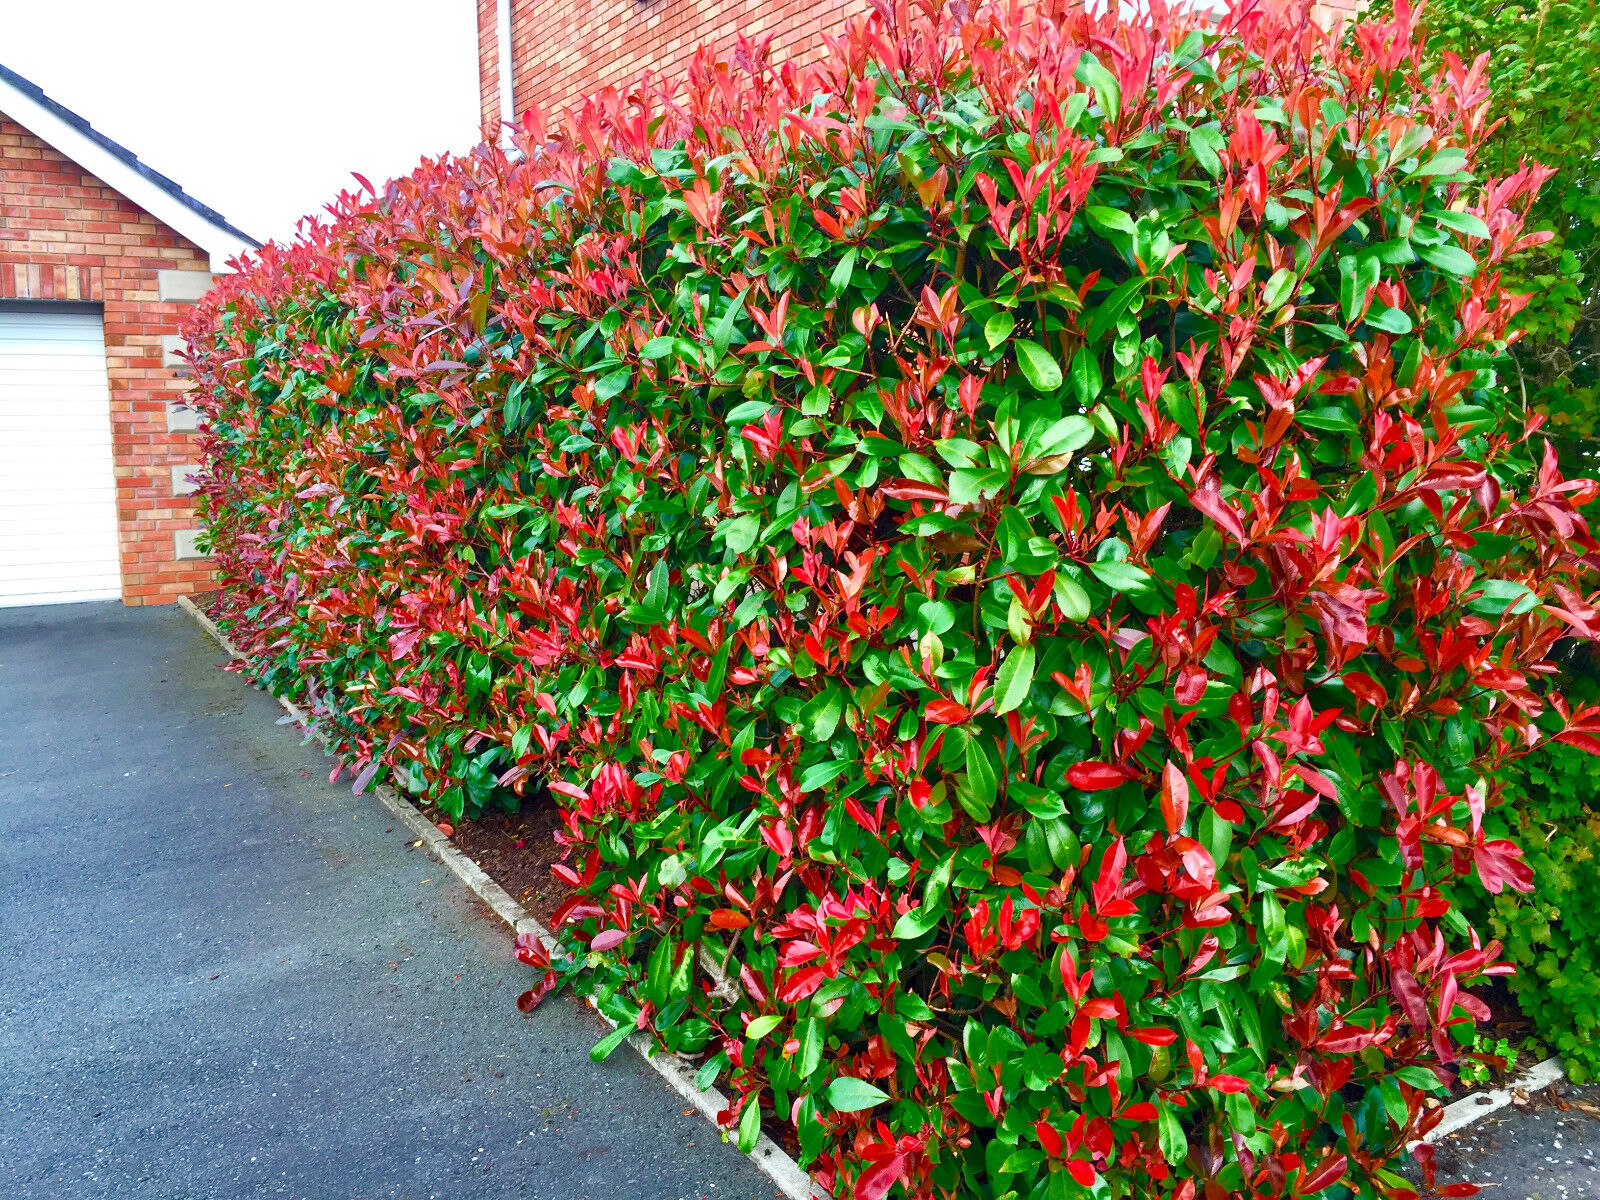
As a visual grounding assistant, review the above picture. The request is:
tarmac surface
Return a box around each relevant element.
[0,601,775,1200]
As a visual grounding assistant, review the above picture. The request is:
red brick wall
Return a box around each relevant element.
[0,114,213,606]
[477,0,502,136]
[478,0,867,134]
[477,1,1367,136]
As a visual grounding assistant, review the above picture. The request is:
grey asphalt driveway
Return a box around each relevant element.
[1422,1082,1600,1198]
[0,601,774,1200]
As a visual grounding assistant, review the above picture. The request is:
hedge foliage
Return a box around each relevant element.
[187,2,1600,1197]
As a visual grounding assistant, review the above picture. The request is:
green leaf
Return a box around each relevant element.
[1157,1099,1187,1164]
[590,1024,633,1063]
[1262,267,1296,311]
[1367,305,1414,334]
[1074,51,1121,120]
[799,759,852,792]
[1418,242,1478,277]
[984,311,1015,349]
[1053,575,1091,620]
[1088,560,1151,593]
[738,1093,763,1152]
[1015,340,1063,391]
[718,512,760,554]
[711,288,748,358]
[804,685,845,741]
[725,398,770,424]
[1189,126,1224,177]
[1410,148,1468,178]
[694,1052,727,1091]
[827,1076,891,1112]
[963,737,999,821]
[1085,277,1144,344]
[1469,579,1540,616]
[798,1018,824,1077]
[1069,347,1102,406]
[892,903,943,939]
[1432,210,1489,239]
[827,247,858,297]
[746,1014,783,1040]
[1339,254,1382,325]
[924,853,954,911]
[594,368,631,401]
[1086,205,1137,238]
[994,642,1036,714]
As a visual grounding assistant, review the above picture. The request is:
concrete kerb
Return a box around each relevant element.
[175,595,825,1200]
[177,596,1561,1184]
[1417,1055,1567,1147]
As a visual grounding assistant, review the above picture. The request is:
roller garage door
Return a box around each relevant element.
[0,306,122,606]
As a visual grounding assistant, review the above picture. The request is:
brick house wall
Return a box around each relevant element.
[0,114,214,605]
[477,0,867,134]
[477,0,1365,136]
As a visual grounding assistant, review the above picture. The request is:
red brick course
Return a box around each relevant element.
[0,115,213,606]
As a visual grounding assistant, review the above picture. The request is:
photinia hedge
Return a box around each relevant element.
[186,1,1600,1196]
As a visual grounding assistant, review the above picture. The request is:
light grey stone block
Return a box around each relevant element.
[160,334,187,368]
[173,529,208,560]
[157,270,214,304]
[167,402,199,433]
[170,464,199,497]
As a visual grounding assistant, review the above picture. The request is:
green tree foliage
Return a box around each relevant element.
[1459,658,1600,1082]
[1408,0,1600,460]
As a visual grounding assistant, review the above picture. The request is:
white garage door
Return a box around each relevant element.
[0,306,122,607]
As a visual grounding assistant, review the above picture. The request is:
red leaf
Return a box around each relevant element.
[1207,1074,1251,1093]
[1391,966,1430,1031]
[1161,760,1189,834]
[1300,1153,1349,1193]
[777,965,826,1004]
[925,698,970,725]
[1316,1025,1377,1053]
[1129,1026,1178,1046]
[517,972,557,1012]
[514,931,550,969]
[881,479,948,501]
[854,1150,907,1200]
[590,928,628,951]
[1191,475,1247,542]
[1068,761,1133,790]
[1474,838,1534,894]
[1066,1159,1097,1187]
[1342,672,1388,708]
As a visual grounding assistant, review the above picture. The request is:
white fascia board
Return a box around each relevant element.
[0,77,255,272]
[497,0,516,147]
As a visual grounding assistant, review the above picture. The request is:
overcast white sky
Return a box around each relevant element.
[6,1,482,247]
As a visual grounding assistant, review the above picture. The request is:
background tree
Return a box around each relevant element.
[1404,0,1599,465]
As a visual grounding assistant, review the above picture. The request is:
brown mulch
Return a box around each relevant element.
[427,795,572,929]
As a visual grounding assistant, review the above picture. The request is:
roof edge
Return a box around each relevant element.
[0,61,261,272]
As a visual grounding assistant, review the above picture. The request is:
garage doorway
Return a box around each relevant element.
[0,303,121,606]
